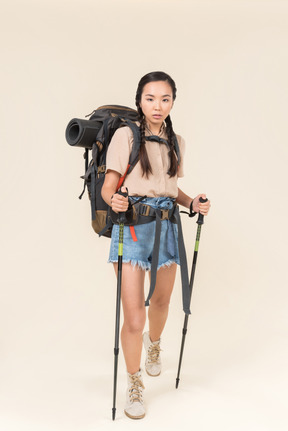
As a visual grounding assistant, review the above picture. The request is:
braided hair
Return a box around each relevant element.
[135,71,178,178]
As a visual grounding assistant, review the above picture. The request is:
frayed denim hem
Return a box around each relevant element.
[107,259,150,270]
[157,259,180,270]
[107,258,180,271]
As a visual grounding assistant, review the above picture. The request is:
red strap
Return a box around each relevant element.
[117,165,137,241]
[129,226,138,242]
[116,164,131,190]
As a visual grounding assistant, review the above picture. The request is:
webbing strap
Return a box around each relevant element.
[145,135,169,146]
[144,206,191,315]
[79,149,89,200]
[129,226,138,242]
[174,207,191,315]
[117,164,131,190]
[98,218,113,237]
[90,165,96,220]
[145,210,162,307]
[125,120,141,173]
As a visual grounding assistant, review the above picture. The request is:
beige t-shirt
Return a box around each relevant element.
[106,125,185,198]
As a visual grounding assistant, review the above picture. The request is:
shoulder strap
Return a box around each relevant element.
[125,119,141,173]
[173,135,181,165]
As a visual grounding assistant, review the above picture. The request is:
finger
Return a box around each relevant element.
[113,200,128,209]
[113,202,127,210]
[117,192,128,200]
[113,195,127,204]
[199,201,210,208]
[199,205,209,212]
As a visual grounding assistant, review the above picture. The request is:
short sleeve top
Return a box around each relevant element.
[106,124,185,198]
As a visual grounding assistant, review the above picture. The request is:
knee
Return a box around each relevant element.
[123,311,146,334]
[150,296,170,311]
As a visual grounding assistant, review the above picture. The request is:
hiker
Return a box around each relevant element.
[101,71,211,419]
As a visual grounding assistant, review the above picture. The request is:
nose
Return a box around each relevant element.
[154,100,160,110]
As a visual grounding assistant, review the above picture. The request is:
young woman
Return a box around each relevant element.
[101,71,211,419]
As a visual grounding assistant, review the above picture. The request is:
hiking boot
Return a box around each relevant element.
[143,332,161,376]
[124,369,145,420]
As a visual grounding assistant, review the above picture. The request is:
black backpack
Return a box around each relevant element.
[65,104,181,238]
[66,105,142,237]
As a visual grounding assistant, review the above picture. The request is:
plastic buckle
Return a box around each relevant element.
[161,209,169,220]
[97,165,106,173]
[139,204,150,216]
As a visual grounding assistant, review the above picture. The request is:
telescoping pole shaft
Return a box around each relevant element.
[112,188,128,420]
[176,197,208,389]
[112,220,124,420]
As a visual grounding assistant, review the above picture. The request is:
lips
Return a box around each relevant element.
[153,115,162,118]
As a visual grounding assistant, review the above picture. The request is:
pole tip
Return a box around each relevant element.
[112,408,116,420]
[176,378,180,389]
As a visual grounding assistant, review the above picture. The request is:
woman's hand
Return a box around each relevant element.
[192,194,211,216]
[111,186,129,213]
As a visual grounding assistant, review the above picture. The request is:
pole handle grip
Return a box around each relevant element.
[197,197,208,225]
[117,187,128,224]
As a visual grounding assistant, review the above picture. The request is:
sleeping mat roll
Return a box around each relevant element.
[65,118,102,148]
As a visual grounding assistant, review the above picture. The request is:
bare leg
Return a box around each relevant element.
[148,263,177,342]
[113,263,146,375]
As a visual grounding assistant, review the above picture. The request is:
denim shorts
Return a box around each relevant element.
[108,197,180,270]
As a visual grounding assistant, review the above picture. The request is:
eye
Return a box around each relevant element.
[146,98,153,102]
[163,98,169,102]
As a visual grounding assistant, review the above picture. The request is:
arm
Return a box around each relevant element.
[176,187,193,209]
[101,170,129,213]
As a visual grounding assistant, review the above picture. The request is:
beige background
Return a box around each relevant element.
[0,0,287,430]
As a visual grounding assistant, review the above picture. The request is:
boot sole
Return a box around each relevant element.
[124,410,145,419]
[146,368,161,377]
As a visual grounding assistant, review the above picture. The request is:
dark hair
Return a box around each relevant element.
[135,71,178,178]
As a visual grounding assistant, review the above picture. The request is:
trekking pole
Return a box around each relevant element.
[176,197,208,389]
[112,188,128,421]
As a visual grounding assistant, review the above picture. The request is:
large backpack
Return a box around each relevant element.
[65,104,182,238]
[66,105,143,237]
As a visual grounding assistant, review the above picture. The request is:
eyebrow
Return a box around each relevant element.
[144,94,172,98]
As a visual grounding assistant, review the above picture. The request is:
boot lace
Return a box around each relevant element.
[128,374,145,403]
[148,342,161,364]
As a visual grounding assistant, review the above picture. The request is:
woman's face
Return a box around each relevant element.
[140,80,174,131]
